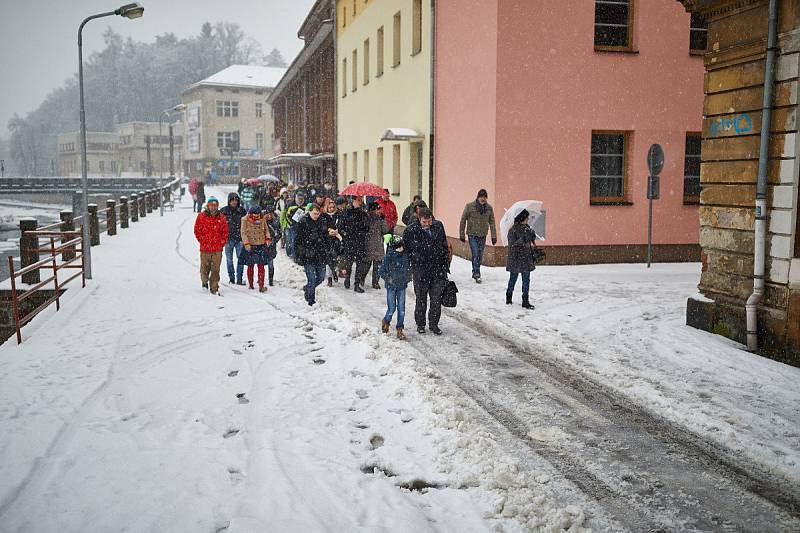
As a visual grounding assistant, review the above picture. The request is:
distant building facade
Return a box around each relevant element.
[181,65,286,182]
[117,121,183,177]
[268,0,336,186]
[57,131,119,177]
[434,1,705,265]
[680,0,800,362]
[335,0,433,212]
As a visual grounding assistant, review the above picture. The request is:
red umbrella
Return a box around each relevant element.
[339,182,386,197]
[245,178,262,186]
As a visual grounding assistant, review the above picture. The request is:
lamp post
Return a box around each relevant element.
[159,103,186,216]
[78,3,144,279]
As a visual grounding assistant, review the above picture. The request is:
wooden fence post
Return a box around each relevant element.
[87,204,100,246]
[106,199,117,236]
[138,191,147,218]
[119,197,129,229]
[60,210,75,261]
[19,218,39,285]
[130,194,139,223]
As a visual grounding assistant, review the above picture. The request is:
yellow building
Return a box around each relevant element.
[336,0,432,213]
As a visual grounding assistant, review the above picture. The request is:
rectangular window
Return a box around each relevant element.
[363,39,370,85]
[683,133,701,204]
[411,142,423,198]
[392,144,401,194]
[342,58,348,97]
[412,0,423,55]
[216,131,240,150]
[590,131,629,204]
[376,147,384,186]
[255,102,263,118]
[364,149,370,179]
[352,151,358,180]
[352,49,358,91]
[216,101,239,117]
[343,6,347,28]
[342,153,348,179]
[99,160,105,172]
[377,26,385,76]
[256,133,264,152]
[690,13,708,54]
[594,0,633,50]
[393,12,402,67]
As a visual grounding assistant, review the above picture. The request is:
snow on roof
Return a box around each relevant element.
[190,65,287,90]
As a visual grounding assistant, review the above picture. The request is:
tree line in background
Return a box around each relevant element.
[6,22,287,176]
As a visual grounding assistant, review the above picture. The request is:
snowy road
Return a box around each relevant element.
[1,190,799,532]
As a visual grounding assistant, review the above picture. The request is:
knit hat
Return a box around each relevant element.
[388,235,404,250]
[334,195,347,205]
[207,196,219,204]
[477,189,488,199]
[248,206,261,215]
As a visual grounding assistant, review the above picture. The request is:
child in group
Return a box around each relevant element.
[378,235,410,340]
[240,206,273,293]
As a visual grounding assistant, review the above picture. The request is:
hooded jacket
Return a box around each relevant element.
[194,207,228,253]
[220,192,247,242]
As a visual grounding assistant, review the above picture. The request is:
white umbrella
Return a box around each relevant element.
[500,200,545,245]
[257,174,280,182]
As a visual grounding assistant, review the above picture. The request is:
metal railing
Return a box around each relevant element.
[7,228,85,344]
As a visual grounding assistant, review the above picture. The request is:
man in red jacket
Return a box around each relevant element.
[194,196,228,294]
[376,189,398,233]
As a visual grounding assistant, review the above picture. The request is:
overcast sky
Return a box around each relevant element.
[0,0,316,137]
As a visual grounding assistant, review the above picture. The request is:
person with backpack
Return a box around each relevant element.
[379,235,410,340]
[193,196,228,295]
[281,192,306,261]
[220,192,247,285]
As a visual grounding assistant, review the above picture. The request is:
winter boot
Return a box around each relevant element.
[259,285,268,293]
[381,320,390,334]
[522,296,534,310]
[202,282,209,289]
[506,292,512,305]
[229,277,235,284]
[354,284,365,294]
[396,327,406,340]
[372,282,381,290]
[430,325,442,336]
[268,267,275,286]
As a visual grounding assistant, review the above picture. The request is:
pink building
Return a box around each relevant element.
[434,0,705,264]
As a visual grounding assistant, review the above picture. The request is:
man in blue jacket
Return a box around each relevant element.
[220,192,247,284]
[403,208,449,335]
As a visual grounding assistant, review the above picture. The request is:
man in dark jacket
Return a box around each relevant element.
[401,195,423,226]
[295,204,330,305]
[403,208,449,335]
[339,196,370,293]
[220,192,247,284]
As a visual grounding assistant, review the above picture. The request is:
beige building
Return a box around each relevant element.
[117,121,183,177]
[336,0,433,212]
[57,131,119,177]
[181,65,286,182]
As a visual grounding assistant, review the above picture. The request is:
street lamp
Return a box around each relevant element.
[159,103,186,216]
[78,3,144,279]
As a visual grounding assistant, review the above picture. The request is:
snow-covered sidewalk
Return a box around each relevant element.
[1,190,798,532]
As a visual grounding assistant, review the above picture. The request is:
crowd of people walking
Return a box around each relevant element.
[193,181,542,337]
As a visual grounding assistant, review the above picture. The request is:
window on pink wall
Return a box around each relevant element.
[690,13,708,54]
[594,0,635,52]
[683,133,701,204]
[590,131,631,205]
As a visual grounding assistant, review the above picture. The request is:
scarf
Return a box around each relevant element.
[475,200,488,216]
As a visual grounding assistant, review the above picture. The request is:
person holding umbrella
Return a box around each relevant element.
[505,209,537,309]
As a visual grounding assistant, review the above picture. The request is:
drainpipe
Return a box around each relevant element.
[428,0,436,211]
[746,0,778,351]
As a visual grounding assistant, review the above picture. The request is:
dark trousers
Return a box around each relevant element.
[413,277,445,328]
[370,260,382,286]
[343,254,370,287]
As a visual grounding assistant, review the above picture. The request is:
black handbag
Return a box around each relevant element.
[441,279,459,308]
[531,245,546,264]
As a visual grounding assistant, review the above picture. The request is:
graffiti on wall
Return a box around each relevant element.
[709,113,753,137]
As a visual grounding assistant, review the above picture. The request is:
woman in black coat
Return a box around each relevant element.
[506,209,537,309]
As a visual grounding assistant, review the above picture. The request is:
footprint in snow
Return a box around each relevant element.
[356,389,369,399]
[223,333,232,337]
[312,358,326,365]
[228,370,239,377]
[223,429,240,439]
[236,393,250,404]
[370,434,385,449]
[232,349,243,355]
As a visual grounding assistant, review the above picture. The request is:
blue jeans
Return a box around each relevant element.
[507,271,530,297]
[224,240,244,282]
[285,226,297,259]
[468,235,486,279]
[303,263,326,304]
[384,286,406,329]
